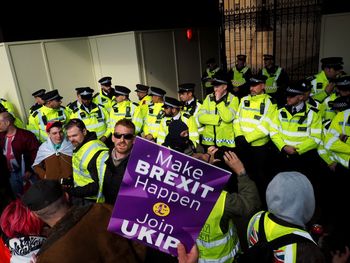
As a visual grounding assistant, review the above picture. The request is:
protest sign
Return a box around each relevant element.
[108,137,231,256]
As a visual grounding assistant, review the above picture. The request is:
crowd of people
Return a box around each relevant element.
[0,54,349,262]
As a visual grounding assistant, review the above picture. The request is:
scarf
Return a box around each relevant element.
[33,138,73,167]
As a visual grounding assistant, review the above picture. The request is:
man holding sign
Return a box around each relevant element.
[108,135,261,261]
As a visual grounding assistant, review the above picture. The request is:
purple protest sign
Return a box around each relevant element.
[108,137,231,256]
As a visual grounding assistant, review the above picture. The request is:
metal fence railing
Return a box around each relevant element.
[222,0,322,81]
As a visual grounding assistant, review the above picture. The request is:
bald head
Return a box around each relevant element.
[0,112,16,132]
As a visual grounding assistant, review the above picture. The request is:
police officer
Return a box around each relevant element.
[201,58,222,96]
[93,76,114,112]
[29,89,46,114]
[310,57,343,103]
[198,72,239,150]
[133,84,152,134]
[233,75,277,203]
[178,83,202,117]
[321,75,350,123]
[323,96,350,228]
[141,87,166,141]
[135,84,152,106]
[69,87,110,142]
[258,54,289,107]
[178,83,203,137]
[157,96,199,147]
[324,96,350,169]
[228,54,252,98]
[270,81,323,196]
[65,118,108,205]
[109,85,139,133]
[300,78,322,110]
[27,90,70,142]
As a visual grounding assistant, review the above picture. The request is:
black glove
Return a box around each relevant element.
[235,136,249,148]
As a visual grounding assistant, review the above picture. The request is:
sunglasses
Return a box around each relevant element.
[113,133,134,140]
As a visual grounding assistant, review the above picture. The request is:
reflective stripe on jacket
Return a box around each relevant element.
[197,192,240,263]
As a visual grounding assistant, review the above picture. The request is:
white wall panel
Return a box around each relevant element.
[0,44,23,119]
[7,42,49,120]
[139,31,178,98]
[44,39,95,105]
[89,32,141,102]
[320,13,350,74]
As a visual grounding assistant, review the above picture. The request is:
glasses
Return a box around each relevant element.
[113,133,134,140]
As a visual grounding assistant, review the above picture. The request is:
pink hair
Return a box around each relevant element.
[0,199,44,238]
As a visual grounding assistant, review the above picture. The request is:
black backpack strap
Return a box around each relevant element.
[259,212,315,249]
[269,233,315,250]
[258,211,267,242]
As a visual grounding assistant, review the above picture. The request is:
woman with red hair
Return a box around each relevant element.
[0,199,46,263]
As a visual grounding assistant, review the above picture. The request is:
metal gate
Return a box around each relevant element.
[222,0,323,81]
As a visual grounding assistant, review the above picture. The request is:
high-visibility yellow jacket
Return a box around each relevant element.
[247,211,315,262]
[73,139,108,200]
[142,102,164,138]
[230,66,249,87]
[203,67,221,88]
[69,102,110,139]
[198,93,239,148]
[310,70,331,103]
[324,109,350,168]
[182,99,203,134]
[234,93,277,146]
[109,100,139,133]
[321,93,338,122]
[93,90,113,112]
[27,105,70,142]
[197,192,240,263]
[0,99,24,128]
[134,95,153,133]
[270,104,322,154]
[262,67,282,94]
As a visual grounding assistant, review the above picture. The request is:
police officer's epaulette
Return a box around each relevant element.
[310,106,319,113]
[67,101,76,109]
[31,110,39,118]
[30,104,42,113]
[0,98,6,102]
[67,102,73,109]
[132,102,138,107]
[60,105,67,110]
[280,110,287,118]
[209,94,215,101]
[308,97,317,108]
[90,102,98,109]
[182,113,191,119]
[93,93,99,98]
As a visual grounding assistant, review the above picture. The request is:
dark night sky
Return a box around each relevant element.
[1,0,348,43]
[0,1,220,42]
